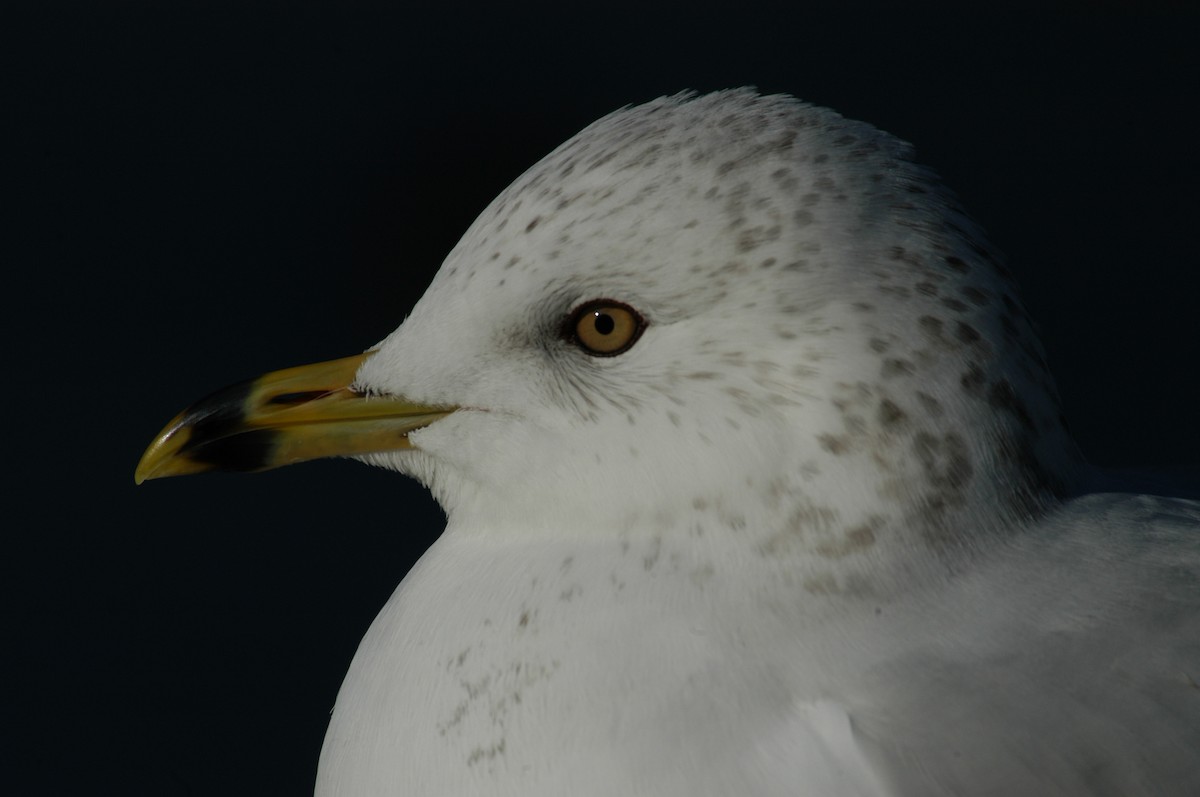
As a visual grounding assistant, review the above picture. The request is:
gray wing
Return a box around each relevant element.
[849,493,1200,796]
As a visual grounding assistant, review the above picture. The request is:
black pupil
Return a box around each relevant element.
[593,312,616,335]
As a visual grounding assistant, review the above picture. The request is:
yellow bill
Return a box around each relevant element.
[135,352,455,484]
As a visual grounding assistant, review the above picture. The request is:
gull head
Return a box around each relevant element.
[140,90,1084,579]
[354,91,1083,550]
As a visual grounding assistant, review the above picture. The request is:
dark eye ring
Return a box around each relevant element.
[562,299,647,357]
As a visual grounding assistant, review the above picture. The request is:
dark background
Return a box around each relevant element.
[12,2,1199,794]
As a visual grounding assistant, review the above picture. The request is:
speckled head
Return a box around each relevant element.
[356,90,1084,571]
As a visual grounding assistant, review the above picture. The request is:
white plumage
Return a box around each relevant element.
[285,91,1199,795]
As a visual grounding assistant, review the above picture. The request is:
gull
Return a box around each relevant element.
[137,90,1200,796]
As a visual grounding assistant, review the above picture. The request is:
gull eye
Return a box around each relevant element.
[564,300,646,357]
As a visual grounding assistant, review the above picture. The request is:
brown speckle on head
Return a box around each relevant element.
[881,358,915,379]
[960,286,989,306]
[954,321,981,345]
[988,379,1036,432]
[814,518,882,559]
[878,398,908,428]
[944,255,970,274]
[818,433,850,455]
[960,364,987,396]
